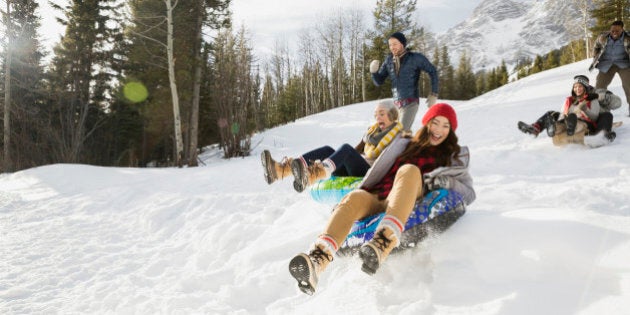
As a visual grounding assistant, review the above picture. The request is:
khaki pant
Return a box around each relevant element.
[596,64,630,109]
[322,164,423,246]
[399,102,419,132]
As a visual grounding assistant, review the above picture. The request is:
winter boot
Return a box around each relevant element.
[288,243,334,295]
[565,113,578,136]
[359,223,400,275]
[291,159,332,193]
[545,113,557,137]
[606,131,616,142]
[517,121,541,136]
[261,150,292,184]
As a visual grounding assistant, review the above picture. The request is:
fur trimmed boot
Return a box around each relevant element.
[359,215,402,275]
[290,159,333,193]
[261,150,292,184]
[288,238,336,295]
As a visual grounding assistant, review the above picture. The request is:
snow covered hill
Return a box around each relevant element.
[1,59,630,314]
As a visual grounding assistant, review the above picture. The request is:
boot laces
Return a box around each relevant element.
[372,230,392,252]
[279,156,291,177]
[309,247,333,265]
[307,161,325,179]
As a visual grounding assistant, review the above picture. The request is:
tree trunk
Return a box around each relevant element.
[165,0,184,166]
[3,0,12,172]
[188,0,203,167]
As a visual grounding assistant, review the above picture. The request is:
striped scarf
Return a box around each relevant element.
[363,122,403,160]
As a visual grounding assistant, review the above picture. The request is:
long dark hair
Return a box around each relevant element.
[397,121,461,167]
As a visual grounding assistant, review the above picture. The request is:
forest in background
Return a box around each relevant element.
[1,0,628,172]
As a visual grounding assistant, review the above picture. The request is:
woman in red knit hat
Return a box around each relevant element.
[288,103,476,295]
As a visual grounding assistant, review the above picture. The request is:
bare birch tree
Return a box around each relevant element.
[572,0,592,58]
[163,0,184,166]
[2,0,12,172]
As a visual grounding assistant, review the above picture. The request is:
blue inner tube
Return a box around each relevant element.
[310,177,466,254]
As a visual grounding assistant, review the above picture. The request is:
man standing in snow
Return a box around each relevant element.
[590,20,630,116]
[370,32,439,134]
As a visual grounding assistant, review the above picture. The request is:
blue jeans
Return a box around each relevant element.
[301,143,370,177]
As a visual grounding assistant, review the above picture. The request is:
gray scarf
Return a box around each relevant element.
[393,50,408,75]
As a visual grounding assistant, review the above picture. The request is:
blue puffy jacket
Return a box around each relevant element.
[372,51,439,101]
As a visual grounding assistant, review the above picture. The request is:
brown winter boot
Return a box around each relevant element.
[261,150,292,184]
[288,244,334,295]
[290,159,329,193]
[291,159,330,192]
[359,226,399,275]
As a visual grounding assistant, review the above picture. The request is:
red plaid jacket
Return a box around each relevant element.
[365,146,439,200]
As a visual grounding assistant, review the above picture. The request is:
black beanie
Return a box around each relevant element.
[389,32,407,47]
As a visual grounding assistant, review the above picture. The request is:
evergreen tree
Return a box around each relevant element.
[454,51,476,100]
[543,51,560,70]
[45,0,123,164]
[436,45,454,99]
[498,60,509,86]
[364,0,421,100]
[590,0,630,34]
[475,70,487,95]
[1,0,46,171]
[559,39,586,64]
[487,69,499,91]
[530,55,545,74]
[513,56,532,80]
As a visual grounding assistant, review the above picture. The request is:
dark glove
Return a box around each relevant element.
[586,93,598,101]
[426,176,452,191]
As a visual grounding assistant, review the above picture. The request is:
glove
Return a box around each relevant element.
[426,93,438,107]
[369,60,380,74]
[586,93,598,101]
[426,176,451,191]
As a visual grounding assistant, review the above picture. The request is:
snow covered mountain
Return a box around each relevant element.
[437,0,588,71]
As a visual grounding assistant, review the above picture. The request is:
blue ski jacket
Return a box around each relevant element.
[372,51,439,103]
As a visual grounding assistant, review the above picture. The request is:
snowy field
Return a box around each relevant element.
[1,59,630,314]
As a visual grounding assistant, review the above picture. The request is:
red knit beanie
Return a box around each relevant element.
[421,103,458,131]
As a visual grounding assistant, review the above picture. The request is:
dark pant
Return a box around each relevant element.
[595,64,630,109]
[301,144,370,177]
[596,112,613,133]
[534,110,560,130]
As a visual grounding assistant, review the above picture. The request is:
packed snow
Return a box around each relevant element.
[1,59,630,314]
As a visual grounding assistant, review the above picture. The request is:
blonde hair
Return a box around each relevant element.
[375,100,399,121]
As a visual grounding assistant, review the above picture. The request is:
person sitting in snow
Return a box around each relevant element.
[517,75,620,143]
[288,103,476,295]
[261,100,403,193]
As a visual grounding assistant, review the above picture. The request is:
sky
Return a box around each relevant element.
[2,59,630,313]
[36,0,484,58]
[228,0,483,55]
